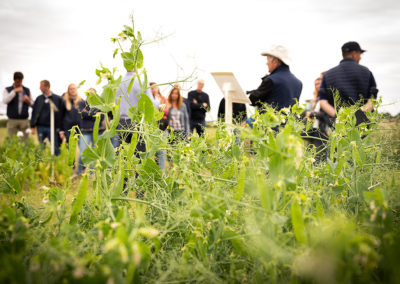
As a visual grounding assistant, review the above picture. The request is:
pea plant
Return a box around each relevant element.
[1,19,399,284]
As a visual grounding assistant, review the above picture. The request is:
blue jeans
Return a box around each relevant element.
[78,132,95,174]
[190,120,206,136]
[246,117,255,129]
[37,125,60,155]
[156,150,165,171]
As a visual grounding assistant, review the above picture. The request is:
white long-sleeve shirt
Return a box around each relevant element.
[2,87,29,115]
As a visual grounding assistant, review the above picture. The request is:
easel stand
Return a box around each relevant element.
[48,100,59,183]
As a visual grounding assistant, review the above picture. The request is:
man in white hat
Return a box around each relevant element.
[247,45,302,112]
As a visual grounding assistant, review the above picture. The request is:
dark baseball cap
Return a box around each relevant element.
[341,41,366,53]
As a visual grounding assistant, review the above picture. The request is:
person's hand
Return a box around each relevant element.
[193,99,198,104]
[59,131,65,141]
[202,102,208,108]
[23,95,31,105]
[31,128,35,135]
[14,86,23,93]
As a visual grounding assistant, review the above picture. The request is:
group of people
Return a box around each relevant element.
[2,71,212,172]
[2,40,378,170]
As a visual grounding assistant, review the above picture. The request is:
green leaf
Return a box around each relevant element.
[101,86,116,106]
[291,200,308,245]
[70,174,89,225]
[121,52,135,71]
[82,146,100,166]
[222,229,248,256]
[137,92,154,123]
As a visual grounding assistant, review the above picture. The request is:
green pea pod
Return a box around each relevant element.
[70,174,88,225]
[93,114,100,144]
[291,199,308,245]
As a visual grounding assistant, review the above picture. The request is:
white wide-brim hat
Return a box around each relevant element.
[261,45,292,66]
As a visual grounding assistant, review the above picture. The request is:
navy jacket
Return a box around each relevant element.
[5,85,31,119]
[78,100,105,132]
[249,65,302,111]
[318,58,378,107]
[30,94,65,130]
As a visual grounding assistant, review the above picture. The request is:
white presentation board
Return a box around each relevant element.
[211,72,250,125]
[211,72,251,104]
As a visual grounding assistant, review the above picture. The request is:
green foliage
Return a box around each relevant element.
[1,19,400,284]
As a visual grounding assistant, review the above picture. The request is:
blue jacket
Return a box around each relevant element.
[318,58,378,107]
[249,65,303,111]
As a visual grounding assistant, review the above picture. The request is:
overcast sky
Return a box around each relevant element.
[1,0,399,119]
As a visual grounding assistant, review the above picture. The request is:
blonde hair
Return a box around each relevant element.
[64,83,82,111]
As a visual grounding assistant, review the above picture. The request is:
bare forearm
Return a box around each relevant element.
[361,99,374,112]
[319,100,336,118]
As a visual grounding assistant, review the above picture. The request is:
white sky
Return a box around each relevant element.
[1,0,400,119]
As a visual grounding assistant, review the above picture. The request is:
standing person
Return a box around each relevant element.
[247,45,303,112]
[188,79,210,136]
[217,98,247,124]
[302,73,331,161]
[30,80,65,155]
[167,87,190,143]
[150,82,168,130]
[62,83,82,143]
[174,83,192,124]
[77,88,105,174]
[150,82,167,171]
[114,70,159,152]
[2,72,33,141]
[318,41,378,125]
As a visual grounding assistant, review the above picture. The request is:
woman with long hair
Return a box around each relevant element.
[62,83,82,143]
[167,87,190,141]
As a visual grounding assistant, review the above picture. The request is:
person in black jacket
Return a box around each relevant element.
[62,83,82,143]
[30,80,65,155]
[2,72,33,141]
[77,88,105,174]
[247,45,302,113]
[217,98,247,124]
[188,79,210,136]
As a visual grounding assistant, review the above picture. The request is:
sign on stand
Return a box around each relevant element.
[211,72,250,125]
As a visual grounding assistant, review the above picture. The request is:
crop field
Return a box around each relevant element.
[1,22,400,284]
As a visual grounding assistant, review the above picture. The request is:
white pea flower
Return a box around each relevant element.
[17,131,24,137]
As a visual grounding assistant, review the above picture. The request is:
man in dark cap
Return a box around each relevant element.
[318,41,378,123]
